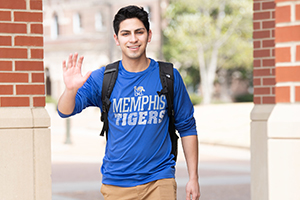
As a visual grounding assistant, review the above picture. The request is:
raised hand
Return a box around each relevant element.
[62,53,92,92]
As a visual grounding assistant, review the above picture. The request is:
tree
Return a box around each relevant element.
[163,0,252,104]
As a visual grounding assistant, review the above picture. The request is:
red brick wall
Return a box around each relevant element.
[253,0,300,104]
[0,0,45,107]
[275,0,300,103]
[253,0,276,104]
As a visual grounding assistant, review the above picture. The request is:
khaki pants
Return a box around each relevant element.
[101,178,177,200]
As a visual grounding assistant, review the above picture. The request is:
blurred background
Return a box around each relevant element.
[43,0,253,106]
[43,0,253,199]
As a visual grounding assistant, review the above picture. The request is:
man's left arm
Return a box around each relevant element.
[181,135,201,200]
[172,68,200,199]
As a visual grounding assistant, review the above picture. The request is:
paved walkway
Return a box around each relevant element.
[47,103,253,200]
[194,103,253,148]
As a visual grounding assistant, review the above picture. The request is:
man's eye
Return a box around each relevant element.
[122,33,129,36]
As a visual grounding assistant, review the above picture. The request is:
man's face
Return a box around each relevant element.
[114,18,152,60]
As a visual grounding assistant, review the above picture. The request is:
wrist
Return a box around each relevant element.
[64,87,78,96]
[189,174,199,181]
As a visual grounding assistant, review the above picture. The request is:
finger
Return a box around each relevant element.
[62,60,67,72]
[73,52,78,67]
[67,53,73,69]
[192,193,196,200]
[77,56,84,68]
[192,191,200,200]
[186,191,191,200]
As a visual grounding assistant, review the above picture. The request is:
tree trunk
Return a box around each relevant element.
[196,1,241,104]
[198,43,219,104]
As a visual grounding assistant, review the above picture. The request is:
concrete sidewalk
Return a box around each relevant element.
[51,144,250,200]
[194,103,253,148]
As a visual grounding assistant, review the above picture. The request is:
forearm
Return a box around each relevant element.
[57,89,77,115]
[181,135,199,180]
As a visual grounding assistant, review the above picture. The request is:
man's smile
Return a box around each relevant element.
[128,45,141,50]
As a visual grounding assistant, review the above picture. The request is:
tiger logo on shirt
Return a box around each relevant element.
[134,86,145,96]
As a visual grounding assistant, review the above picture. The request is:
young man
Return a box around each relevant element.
[58,5,200,200]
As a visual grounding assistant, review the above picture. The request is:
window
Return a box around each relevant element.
[95,12,105,31]
[73,13,82,34]
[51,14,59,39]
[144,6,152,21]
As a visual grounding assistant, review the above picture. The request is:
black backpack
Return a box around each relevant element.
[100,61,179,161]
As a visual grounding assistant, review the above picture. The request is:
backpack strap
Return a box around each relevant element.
[100,61,120,139]
[157,61,179,162]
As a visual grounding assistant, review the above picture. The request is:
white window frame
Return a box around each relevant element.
[95,12,105,31]
[51,14,59,39]
[73,13,82,34]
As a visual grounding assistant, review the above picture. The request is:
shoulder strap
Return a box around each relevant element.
[100,61,120,139]
[157,61,179,162]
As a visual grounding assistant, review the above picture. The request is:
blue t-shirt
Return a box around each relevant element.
[58,58,197,187]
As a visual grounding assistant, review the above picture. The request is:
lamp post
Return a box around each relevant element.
[65,118,72,144]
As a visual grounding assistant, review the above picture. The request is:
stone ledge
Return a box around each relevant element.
[250,104,275,121]
[32,107,51,128]
[251,103,300,138]
[268,103,300,138]
[0,107,50,129]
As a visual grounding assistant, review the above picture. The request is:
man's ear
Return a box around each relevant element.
[147,30,152,43]
[114,34,120,46]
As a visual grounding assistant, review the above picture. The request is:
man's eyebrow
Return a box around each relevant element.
[135,28,146,32]
[120,30,130,33]
[120,28,146,33]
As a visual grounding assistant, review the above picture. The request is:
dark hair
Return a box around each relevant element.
[113,5,150,35]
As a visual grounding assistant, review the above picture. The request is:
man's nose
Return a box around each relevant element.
[129,34,138,42]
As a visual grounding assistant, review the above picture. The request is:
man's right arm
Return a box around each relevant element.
[57,53,91,115]
[57,88,77,115]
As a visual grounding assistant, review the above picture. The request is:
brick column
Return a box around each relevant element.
[251,0,300,199]
[0,0,51,199]
[275,0,300,103]
[253,0,276,104]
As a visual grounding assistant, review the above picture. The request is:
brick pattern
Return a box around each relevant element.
[253,0,276,104]
[0,0,45,107]
[296,86,300,102]
[275,0,300,103]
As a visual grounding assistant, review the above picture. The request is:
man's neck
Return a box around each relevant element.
[121,56,150,72]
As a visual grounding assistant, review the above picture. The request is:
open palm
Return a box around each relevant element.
[62,53,92,91]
